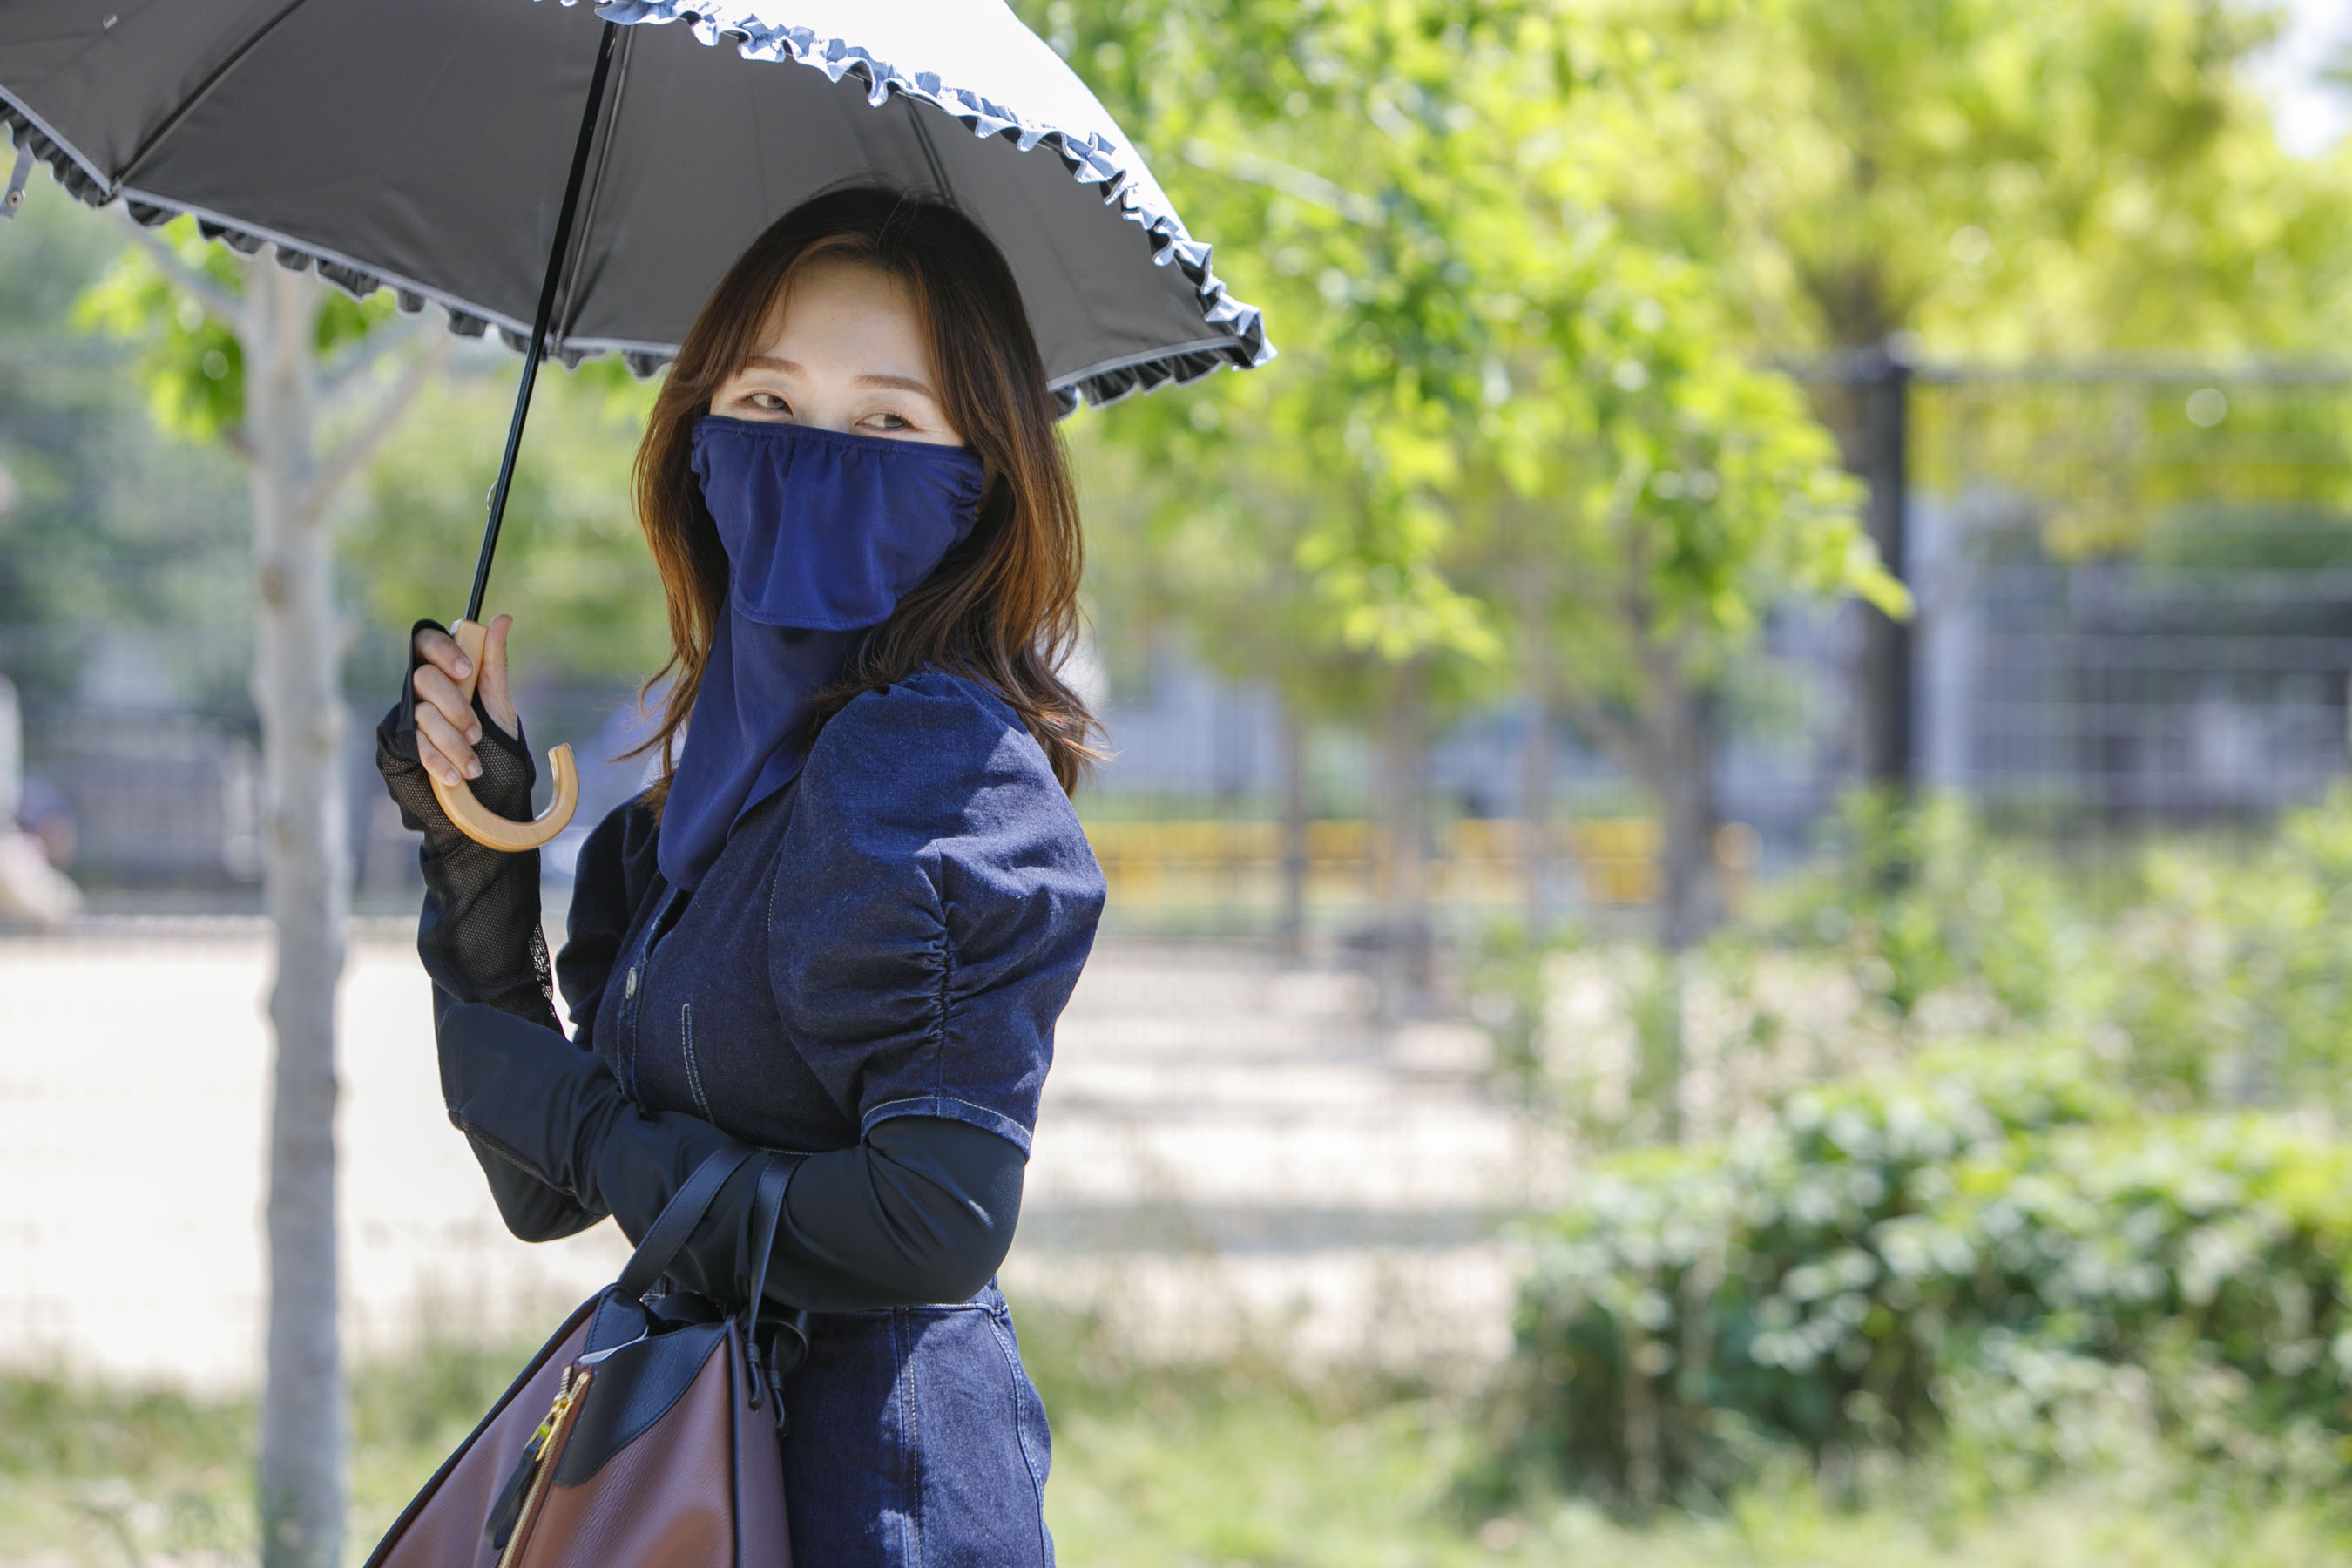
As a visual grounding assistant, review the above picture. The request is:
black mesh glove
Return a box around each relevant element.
[440,1002,1027,1312]
[379,622,593,1240]
[439,1001,766,1298]
[374,618,558,1030]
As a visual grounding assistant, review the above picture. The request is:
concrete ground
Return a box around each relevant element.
[0,922,1567,1390]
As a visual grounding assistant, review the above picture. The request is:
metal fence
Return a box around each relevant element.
[1898,362,2352,826]
[10,355,2352,925]
[1075,354,2352,929]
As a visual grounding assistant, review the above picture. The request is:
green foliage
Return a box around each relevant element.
[1761,792,2099,1024]
[71,218,248,443]
[10,1313,2352,1565]
[0,1370,251,1558]
[72,215,401,448]
[338,362,667,685]
[0,180,250,705]
[1041,0,1893,697]
[1511,1041,2352,1506]
[0,1372,247,1484]
[1039,0,2340,754]
[2108,793,2352,1105]
[1645,0,2348,355]
[1755,789,2352,1109]
[64,200,656,700]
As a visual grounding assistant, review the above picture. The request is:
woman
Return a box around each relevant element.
[376,187,1105,1565]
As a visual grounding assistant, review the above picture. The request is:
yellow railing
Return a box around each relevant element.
[1078,817,1690,909]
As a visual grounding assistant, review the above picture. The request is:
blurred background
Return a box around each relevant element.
[7,0,2352,1563]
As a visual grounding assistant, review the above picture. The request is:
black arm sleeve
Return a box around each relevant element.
[435,1003,1024,1310]
[375,624,599,1241]
[677,1118,1026,1314]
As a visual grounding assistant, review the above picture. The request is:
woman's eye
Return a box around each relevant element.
[747,391,789,414]
[862,411,910,431]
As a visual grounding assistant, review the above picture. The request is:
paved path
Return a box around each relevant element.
[1016,946,1567,1372]
[0,923,1564,1389]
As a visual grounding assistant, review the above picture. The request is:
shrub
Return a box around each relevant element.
[1759,787,2352,1110]
[2109,796,2352,1106]
[1507,1044,2352,1505]
[1762,791,2101,1027]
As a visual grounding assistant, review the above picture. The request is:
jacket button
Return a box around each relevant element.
[625,967,639,999]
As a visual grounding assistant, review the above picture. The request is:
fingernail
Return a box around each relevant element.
[465,760,482,780]
[443,768,461,787]
[455,659,472,677]
[467,726,482,744]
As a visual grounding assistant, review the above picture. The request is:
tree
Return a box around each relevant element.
[1037,0,1897,953]
[1654,0,2350,358]
[1625,0,2352,786]
[78,219,443,1568]
[0,178,250,707]
[340,355,667,693]
[1042,0,2352,951]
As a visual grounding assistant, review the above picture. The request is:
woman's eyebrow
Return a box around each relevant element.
[740,357,932,397]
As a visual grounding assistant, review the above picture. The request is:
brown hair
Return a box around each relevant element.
[631,187,1099,805]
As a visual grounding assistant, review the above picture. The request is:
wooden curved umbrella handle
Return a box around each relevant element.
[426,619,579,854]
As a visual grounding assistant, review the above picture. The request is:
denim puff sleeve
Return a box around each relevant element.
[768,670,1106,1156]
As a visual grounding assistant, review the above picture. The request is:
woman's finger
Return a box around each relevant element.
[415,703,481,784]
[416,733,463,789]
[411,664,483,744]
[477,614,520,735]
[412,624,473,684]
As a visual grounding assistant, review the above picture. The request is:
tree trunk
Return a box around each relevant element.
[1374,660,1432,1015]
[247,264,348,1568]
[1275,688,1308,955]
[1515,547,1554,935]
[1638,662,1720,1146]
[1646,667,1720,955]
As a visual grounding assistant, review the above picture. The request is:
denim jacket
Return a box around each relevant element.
[559,668,1104,1567]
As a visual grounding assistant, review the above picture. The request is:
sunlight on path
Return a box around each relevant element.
[0,926,1564,1389]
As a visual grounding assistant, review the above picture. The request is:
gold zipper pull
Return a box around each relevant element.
[484,1365,585,1557]
[495,1364,594,1568]
[525,1367,580,1453]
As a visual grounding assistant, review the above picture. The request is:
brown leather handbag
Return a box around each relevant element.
[366,1146,803,1567]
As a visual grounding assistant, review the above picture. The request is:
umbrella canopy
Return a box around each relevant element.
[3,0,1268,851]
[0,0,1268,411]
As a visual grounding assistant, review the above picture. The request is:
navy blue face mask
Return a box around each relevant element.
[658,414,987,890]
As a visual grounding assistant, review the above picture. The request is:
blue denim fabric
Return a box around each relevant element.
[562,669,1102,1567]
[779,1283,1057,1565]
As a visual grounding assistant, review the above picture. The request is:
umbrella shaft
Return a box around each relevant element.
[465,18,623,625]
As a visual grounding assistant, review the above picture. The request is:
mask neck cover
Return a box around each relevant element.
[656,416,986,890]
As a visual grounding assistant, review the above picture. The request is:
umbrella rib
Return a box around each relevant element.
[547,24,635,349]
[465,18,625,624]
[113,0,314,194]
[903,105,956,204]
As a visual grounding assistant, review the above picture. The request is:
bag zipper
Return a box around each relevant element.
[495,1364,591,1568]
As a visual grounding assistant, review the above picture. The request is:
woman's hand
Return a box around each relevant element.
[410,614,522,789]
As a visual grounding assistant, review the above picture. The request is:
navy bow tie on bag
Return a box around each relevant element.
[659,416,988,890]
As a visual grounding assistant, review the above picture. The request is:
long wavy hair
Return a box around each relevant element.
[631,187,1098,806]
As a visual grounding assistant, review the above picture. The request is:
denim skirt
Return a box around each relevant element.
[780,1283,1056,1566]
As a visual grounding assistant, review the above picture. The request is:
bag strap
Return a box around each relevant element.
[740,1153,794,1324]
[740,1154,811,1419]
[615,1141,754,1303]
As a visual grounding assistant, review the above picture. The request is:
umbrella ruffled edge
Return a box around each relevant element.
[0,4,1271,416]
[583,0,1271,413]
[0,96,585,363]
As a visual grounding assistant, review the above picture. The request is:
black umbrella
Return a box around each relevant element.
[0,0,1270,846]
